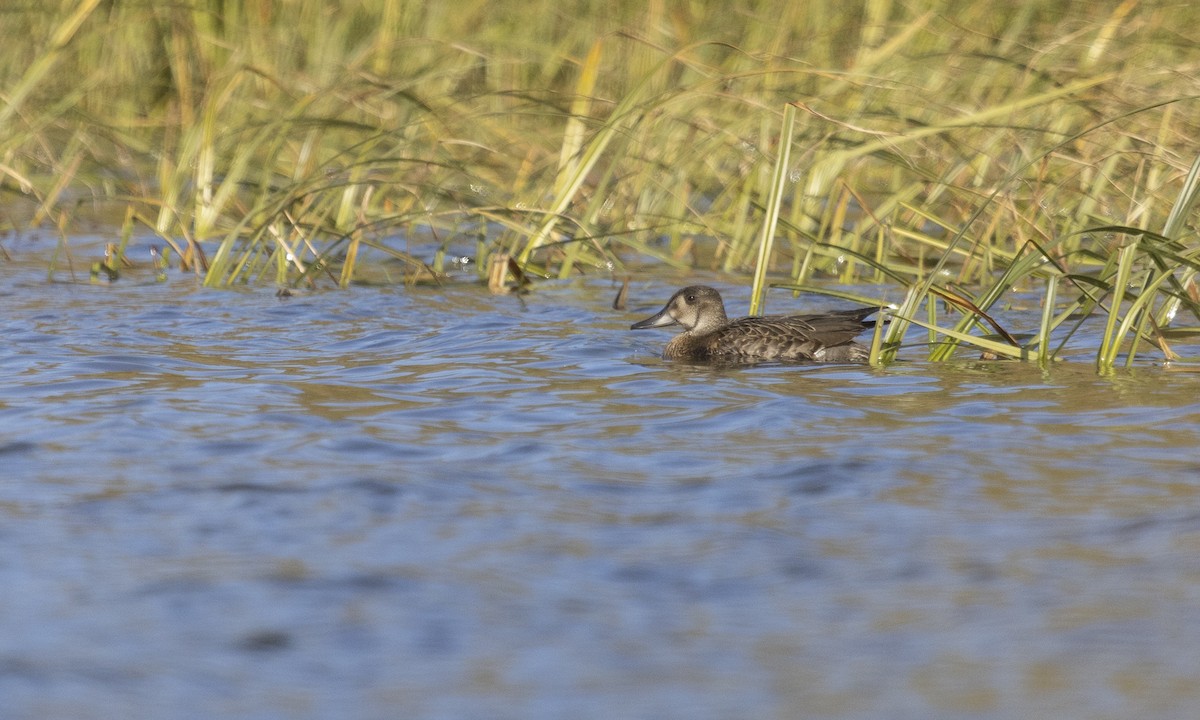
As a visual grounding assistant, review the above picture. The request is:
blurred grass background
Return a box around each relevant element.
[3,0,1200,365]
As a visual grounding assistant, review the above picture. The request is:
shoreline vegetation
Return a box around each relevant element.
[3,1,1200,369]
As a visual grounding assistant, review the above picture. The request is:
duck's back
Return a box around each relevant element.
[668,307,877,362]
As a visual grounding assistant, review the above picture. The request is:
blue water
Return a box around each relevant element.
[4,239,1200,719]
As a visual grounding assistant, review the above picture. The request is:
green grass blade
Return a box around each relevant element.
[749,103,797,316]
[895,313,1038,362]
[1037,273,1059,368]
[1097,235,1140,371]
[1155,152,1200,326]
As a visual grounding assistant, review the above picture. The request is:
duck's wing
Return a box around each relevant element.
[788,307,880,345]
[709,308,879,361]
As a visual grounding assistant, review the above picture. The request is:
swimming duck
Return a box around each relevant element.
[631,285,879,363]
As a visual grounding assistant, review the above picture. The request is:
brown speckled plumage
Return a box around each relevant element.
[631,285,879,363]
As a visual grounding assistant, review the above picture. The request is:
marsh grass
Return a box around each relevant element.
[3,1,1200,364]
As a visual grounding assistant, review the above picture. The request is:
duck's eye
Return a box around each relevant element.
[685,294,696,304]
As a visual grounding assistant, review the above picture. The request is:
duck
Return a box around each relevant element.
[631,285,880,363]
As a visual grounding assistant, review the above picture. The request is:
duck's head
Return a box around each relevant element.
[630,285,729,334]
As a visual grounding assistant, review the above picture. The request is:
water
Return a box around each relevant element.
[4,238,1200,719]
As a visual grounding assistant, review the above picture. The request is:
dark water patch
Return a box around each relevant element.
[770,459,876,496]
[211,482,307,494]
[335,478,405,496]
[71,354,174,374]
[236,629,292,653]
[0,440,37,456]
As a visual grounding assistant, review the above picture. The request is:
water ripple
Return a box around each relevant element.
[4,269,1200,718]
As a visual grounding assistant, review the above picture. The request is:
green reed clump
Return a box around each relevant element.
[2,0,1200,365]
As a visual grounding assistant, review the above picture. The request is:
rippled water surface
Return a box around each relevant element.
[5,240,1200,719]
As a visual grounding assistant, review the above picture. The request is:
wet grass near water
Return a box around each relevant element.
[2,1,1200,369]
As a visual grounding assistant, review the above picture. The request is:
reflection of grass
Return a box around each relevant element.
[4,2,1200,365]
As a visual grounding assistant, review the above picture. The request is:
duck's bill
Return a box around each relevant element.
[631,307,678,330]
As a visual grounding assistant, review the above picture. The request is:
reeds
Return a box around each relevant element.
[3,1,1200,363]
